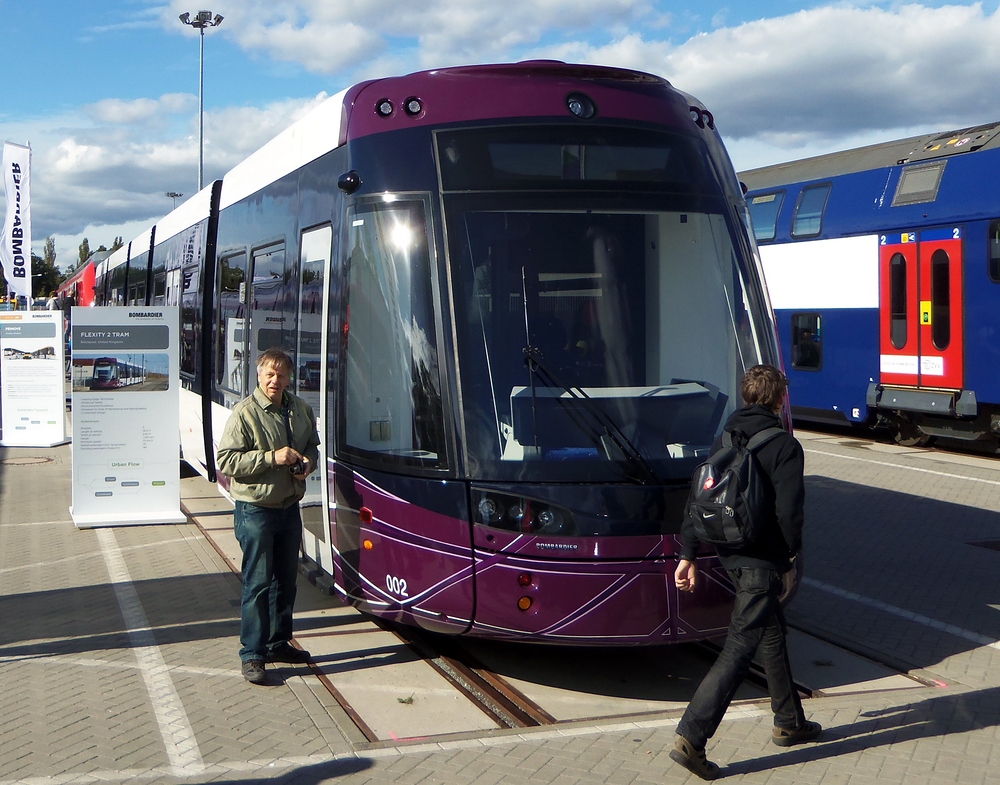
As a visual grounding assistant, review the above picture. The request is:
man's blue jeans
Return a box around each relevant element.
[677,566,805,748]
[234,500,302,663]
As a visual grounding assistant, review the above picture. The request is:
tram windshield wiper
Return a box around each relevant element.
[520,345,662,486]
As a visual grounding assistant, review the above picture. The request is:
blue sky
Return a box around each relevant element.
[2,1,999,269]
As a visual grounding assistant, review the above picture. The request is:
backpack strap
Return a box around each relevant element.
[745,426,785,452]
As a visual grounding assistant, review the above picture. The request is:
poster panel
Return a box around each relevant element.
[0,310,67,447]
[70,306,186,527]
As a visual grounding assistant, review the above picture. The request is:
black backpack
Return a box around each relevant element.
[686,427,785,548]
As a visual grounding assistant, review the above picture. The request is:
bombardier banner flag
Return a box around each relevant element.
[0,142,32,302]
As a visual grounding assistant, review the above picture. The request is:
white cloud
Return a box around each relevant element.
[162,0,655,75]
[86,94,195,125]
[11,92,327,249]
[532,3,1000,167]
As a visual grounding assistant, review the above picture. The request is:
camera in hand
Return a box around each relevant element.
[290,458,306,475]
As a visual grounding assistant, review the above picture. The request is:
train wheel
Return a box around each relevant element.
[894,425,932,448]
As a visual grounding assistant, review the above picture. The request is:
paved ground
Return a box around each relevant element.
[0,429,998,784]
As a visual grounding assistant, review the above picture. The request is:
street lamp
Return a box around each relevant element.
[178,10,224,191]
[165,191,184,209]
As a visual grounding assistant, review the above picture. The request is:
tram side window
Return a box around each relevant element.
[250,244,295,369]
[748,191,784,242]
[791,184,831,238]
[342,199,447,469]
[217,251,247,393]
[790,313,822,370]
[152,273,167,306]
[296,226,329,401]
[180,264,200,377]
[989,220,1000,282]
[110,263,128,305]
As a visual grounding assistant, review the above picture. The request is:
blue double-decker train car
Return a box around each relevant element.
[742,123,1000,447]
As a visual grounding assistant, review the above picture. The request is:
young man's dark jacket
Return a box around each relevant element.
[680,404,804,573]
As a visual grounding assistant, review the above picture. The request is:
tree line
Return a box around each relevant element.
[0,235,123,301]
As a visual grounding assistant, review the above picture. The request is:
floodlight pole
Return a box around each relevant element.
[179,11,224,192]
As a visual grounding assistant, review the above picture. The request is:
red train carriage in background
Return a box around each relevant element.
[57,258,96,308]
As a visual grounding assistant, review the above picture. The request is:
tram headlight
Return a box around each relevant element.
[376,99,394,117]
[404,97,423,116]
[566,92,597,119]
[478,497,504,524]
[472,488,578,536]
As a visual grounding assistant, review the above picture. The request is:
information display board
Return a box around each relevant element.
[70,306,186,527]
[0,310,68,447]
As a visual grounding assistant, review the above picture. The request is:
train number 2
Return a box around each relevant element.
[386,574,409,597]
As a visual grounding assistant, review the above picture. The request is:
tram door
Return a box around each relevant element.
[296,226,333,576]
[878,228,964,390]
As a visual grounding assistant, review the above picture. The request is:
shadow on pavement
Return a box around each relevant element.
[724,685,1000,776]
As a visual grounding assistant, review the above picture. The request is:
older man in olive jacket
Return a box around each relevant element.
[217,347,320,685]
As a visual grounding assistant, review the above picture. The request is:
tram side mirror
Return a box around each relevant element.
[338,170,362,194]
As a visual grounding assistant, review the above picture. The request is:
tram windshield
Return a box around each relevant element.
[442,129,766,483]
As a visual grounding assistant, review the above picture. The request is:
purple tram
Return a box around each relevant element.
[93,62,783,644]
[91,356,146,389]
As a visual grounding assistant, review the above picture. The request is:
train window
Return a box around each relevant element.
[790,313,821,370]
[931,249,951,350]
[447,199,756,485]
[180,264,200,377]
[791,184,830,237]
[891,162,946,207]
[152,273,166,305]
[217,251,247,393]
[342,198,446,469]
[297,226,330,529]
[110,261,129,305]
[889,253,908,349]
[436,126,712,192]
[249,244,294,371]
[748,192,784,242]
[989,220,1000,282]
[296,226,328,401]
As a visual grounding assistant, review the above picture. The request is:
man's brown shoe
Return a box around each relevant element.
[669,735,720,780]
[772,720,822,747]
[241,659,267,685]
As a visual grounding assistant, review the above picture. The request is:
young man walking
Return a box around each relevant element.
[217,347,320,685]
[671,364,821,779]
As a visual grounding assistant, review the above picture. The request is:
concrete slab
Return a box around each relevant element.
[786,628,923,696]
[457,639,766,721]
[300,625,498,741]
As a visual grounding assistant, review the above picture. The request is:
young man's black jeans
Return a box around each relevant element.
[678,566,804,748]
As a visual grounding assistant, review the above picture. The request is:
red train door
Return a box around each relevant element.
[879,227,964,390]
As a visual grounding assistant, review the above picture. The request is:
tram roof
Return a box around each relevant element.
[740,121,1000,191]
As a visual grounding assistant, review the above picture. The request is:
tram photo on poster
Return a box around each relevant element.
[71,352,170,393]
[69,306,185,528]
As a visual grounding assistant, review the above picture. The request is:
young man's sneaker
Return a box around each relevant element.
[266,642,311,664]
[772,720,822,747]
[241,659,267,685]
[669,735,720,781]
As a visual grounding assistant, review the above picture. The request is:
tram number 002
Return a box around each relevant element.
[386,575,409,597]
